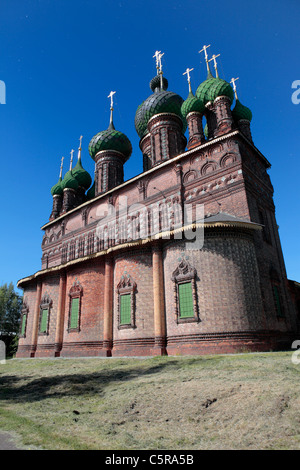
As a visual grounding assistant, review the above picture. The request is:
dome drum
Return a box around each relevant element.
[213,95,234,137]
[94,151,125,195]
[147,112,187,166]
[49,193,63,221]
[185,111,206,149]
[61,186,78,214]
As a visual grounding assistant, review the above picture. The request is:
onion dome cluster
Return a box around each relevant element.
[135,75,187,139]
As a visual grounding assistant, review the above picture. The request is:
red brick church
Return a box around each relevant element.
[16,48,299,358]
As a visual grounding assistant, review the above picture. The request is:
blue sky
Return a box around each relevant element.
[0,0,299,293]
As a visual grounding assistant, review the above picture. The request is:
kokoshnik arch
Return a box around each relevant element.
[17,47,300,358]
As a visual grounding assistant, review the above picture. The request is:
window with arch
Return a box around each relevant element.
[68,280,83,332]
[20,300,29,338]
[172,259,199,323]
[39,293,52,335]
[117,274,137,329]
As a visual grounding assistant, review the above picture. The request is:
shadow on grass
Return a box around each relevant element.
[0,358,200,404]
[0,353,240,405]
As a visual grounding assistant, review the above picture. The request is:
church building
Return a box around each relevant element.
[16,47,299,358]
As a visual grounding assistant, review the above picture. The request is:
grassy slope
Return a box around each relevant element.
[0,352,300,450]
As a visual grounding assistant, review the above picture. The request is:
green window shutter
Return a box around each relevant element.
[120,294,131,325]
[273,285,284,318]
[70,297,80,329]
[178,282,194,318]
[40,308,48,333]
[21,315,26,336]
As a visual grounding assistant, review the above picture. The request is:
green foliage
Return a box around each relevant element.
[0,283,22,357]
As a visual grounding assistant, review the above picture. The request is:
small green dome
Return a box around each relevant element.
[87,181,95,200]
[61,170,79,191]
[135,75,186,139]
[232,99,252,122]
[181,91,205,119]
[72,158,92,190]
[51,177,63,196]
[207,77,234,104]
[88,124,132,162]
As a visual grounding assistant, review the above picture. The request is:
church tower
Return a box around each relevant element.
[88,92,132,195]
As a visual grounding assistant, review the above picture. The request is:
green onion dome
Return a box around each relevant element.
[88,122,132,162]
[51,177,63,196]
[72,158,92,190]
[231,99,252,122]
[207,77,234,104]
[86,181,95,200]
[135,75,187,139]
[61,170,79,191]
[195,69,217,106]
[181,91,205,119]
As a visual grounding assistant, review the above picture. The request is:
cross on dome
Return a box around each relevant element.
[59,156,64,179]
[77,135,83,160]
[108,91,116,110]
[108,91,116,130]
[183,67,194,93]
[209,53,220,78]
[69,149,74,171]
[230,77,239,99]
[153,50,164,74]
[199,44,211,72]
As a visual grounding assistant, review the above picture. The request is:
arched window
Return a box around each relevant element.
[68,280,83,332]
[172,259,199,324]
[39,293,52,335]
[20,300,29,338]
[117,274,137,329]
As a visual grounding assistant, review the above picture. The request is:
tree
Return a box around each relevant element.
[0,283,23,357]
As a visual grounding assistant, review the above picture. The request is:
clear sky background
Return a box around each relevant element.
[0,0,299,294]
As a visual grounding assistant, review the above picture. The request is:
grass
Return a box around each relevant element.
[0,352,300,450]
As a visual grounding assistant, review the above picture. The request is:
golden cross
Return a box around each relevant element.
[59,156,64,179]
[153,50,164,74]
[69,149,74,171]
[209,53,220,78]
[199,44,211,72]
[230,77,239,99]
[183,67,194,92]
[108,91,116,110]
[77,135,83,160]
